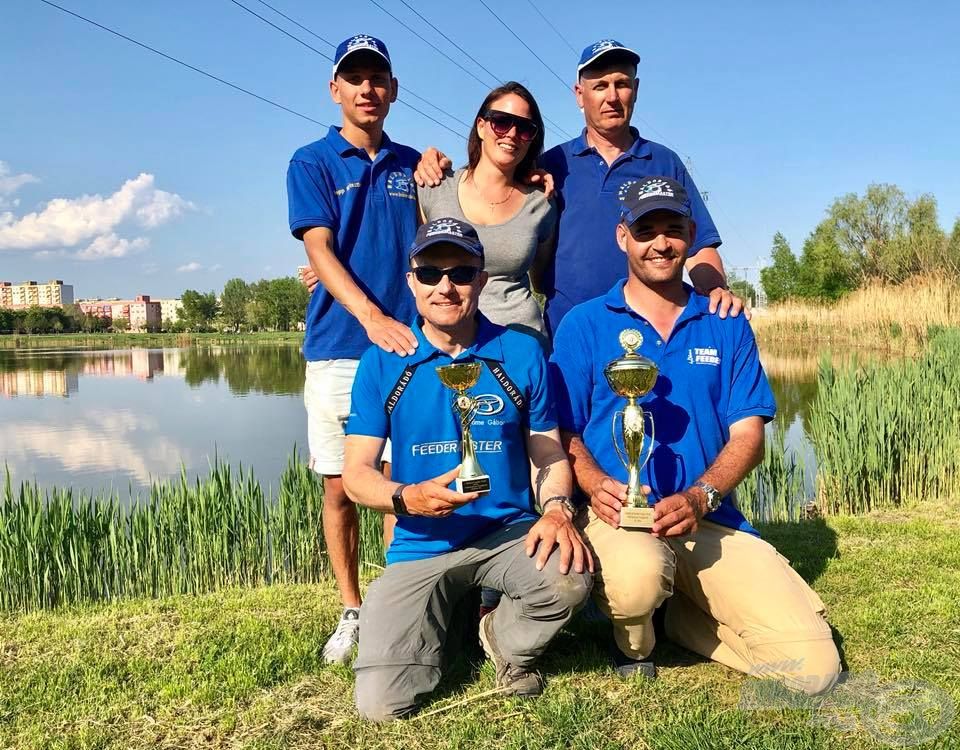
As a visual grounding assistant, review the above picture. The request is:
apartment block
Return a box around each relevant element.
[0,280,74,309]
[78,294,162,332]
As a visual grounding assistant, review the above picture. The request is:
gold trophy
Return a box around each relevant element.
[436,362,491,494]
[604,329,659,529]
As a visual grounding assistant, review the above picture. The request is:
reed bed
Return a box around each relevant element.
[0,457,385,613]
[808,329,960,514]
[739,426,809,524]
[752,273,960,350]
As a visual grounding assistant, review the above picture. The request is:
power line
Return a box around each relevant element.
[36,0,328,128]
[525,0,578,54]
[226,0,468,137]
[365,0,496,90]
[476,0,569,91]
[391,0,574,140]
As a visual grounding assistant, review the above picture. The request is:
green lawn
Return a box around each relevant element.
[1,505,957,750]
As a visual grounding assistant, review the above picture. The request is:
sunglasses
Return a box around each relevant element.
[482,109,539,143]
[412,265,481,285]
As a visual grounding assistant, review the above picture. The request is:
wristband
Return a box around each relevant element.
[392,484,412,516]
[540,495,577,517]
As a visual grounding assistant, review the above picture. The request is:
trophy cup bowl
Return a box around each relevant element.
[603,330,659,529]
[436,363,491,494]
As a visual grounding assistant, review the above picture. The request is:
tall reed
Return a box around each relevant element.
[809,329,960,514]
[0,455,385,612]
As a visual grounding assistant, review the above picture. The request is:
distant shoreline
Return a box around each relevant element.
[0,331,305,349]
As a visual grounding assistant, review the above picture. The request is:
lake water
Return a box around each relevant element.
[1,343,828,498]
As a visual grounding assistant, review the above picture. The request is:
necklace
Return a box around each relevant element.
[469,174,515,208]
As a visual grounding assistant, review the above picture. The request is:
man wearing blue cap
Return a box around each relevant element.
[287,34,421,664]
[342,217,592,721]
[550,176,840,694]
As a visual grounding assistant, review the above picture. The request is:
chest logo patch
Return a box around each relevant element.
[688,347,721,366]
[386,171,416,200]
[473,393,505,416]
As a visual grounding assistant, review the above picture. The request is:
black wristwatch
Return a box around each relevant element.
[392,484,413,516]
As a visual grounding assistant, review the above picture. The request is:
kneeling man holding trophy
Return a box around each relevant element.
[343,217,592,721]
[550,177,841,694]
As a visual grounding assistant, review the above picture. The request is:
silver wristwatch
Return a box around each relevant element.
[694,481,722,513]
[539,495,577,517]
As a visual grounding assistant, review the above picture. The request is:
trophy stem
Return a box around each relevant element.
[460,427,484,479]
[624,397,646,507]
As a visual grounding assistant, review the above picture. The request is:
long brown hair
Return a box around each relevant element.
[466,81,545,184]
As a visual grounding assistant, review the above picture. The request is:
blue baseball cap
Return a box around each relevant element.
[332,34,392,78]
[577,39,640,76]
[619,177,692,226]
[409,218,484,263]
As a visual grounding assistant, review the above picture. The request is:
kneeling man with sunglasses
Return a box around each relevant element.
[343,217,593,721]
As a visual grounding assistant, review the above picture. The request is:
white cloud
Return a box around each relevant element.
[76,233,149,261]
[0,171,194,253]
[177,261,203,273]
[208,263,222,271]
[0,161,39,197]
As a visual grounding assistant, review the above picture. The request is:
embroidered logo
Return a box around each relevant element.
[386,170,415,200]
[425,218,464,237]
[473,394,505,416]
[637,178,676,201]
[592,39,619,54]
[687,347,720,366]
[347,34,378,51]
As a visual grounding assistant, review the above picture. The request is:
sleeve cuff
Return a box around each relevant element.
[727,407,776,427]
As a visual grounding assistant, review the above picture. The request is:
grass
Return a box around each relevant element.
[752,273,960,350]
[1,503,957,749]
[0,331,305,350]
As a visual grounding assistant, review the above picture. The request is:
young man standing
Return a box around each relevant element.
[550,177,840,694]
[343,218,592,721]
[286,34,420,664]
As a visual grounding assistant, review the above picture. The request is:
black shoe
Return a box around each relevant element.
[610,644,657,680]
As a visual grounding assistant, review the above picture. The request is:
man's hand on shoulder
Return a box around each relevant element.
[651,487,707,538]
[525,504,593,575]
[403,466,479,517]
[524,168,555,200]
[360,305,418,356]
[413,147,453,187]
[700,286,750,321]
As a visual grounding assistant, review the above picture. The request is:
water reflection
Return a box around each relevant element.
[0,346,306,398]
[1,346,308,496]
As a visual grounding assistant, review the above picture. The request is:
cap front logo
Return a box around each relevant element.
[638,178,675,201]
[347,34,378,51]
[425,218,463,237]
[617,180,639,203]
[592,39,619,54]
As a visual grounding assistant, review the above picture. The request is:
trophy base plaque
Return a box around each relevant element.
[620,505,655,530]
[457,475,491,494]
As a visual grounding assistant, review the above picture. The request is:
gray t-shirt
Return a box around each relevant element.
[418,168,556,344]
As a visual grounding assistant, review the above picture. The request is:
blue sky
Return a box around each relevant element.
[2,0,958,298]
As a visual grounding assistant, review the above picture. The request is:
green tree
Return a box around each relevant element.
[946,217,960,273]
[179,290,219,331]
[760,232,800,303]
[249,277,309,331]
[796,220,857,300]
[728,274,757,307]
[220,278,251,332]
[112,316,131,332]
[827,184,910,281]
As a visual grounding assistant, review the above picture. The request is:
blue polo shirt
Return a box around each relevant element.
[539,129,721,335]
[287,126,420,361]
[346,314,554,563]
[549,282,775,536]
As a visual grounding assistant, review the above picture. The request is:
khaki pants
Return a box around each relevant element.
[580,510,840,695]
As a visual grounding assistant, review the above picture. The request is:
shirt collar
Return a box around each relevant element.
[327,126,397,160]
[603,280,708,327]
[571,127,652,160]
[407,312,504,366]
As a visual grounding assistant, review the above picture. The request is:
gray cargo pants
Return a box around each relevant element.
[354,521,592,721]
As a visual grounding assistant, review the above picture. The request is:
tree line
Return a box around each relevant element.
[761,184,960,303]
[0,276,310,335]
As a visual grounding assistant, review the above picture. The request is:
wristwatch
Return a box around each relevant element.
[538,495,577,517]
[694,481,722,513]
[392,484,413,516]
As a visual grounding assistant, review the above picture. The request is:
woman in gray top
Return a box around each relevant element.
[418,82,556,347]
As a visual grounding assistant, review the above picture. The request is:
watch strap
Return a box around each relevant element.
[392,484,412,516]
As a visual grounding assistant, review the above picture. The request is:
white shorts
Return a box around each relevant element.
[304,358,391,475]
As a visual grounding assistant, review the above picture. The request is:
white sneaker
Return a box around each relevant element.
[323,608,360,665]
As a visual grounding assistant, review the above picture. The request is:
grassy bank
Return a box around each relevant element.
[752,273,960,349]
[1,504,957,749]
[0,331,304,349]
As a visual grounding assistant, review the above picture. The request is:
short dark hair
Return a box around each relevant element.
[466,82,545,184]
[578,51,638,80]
